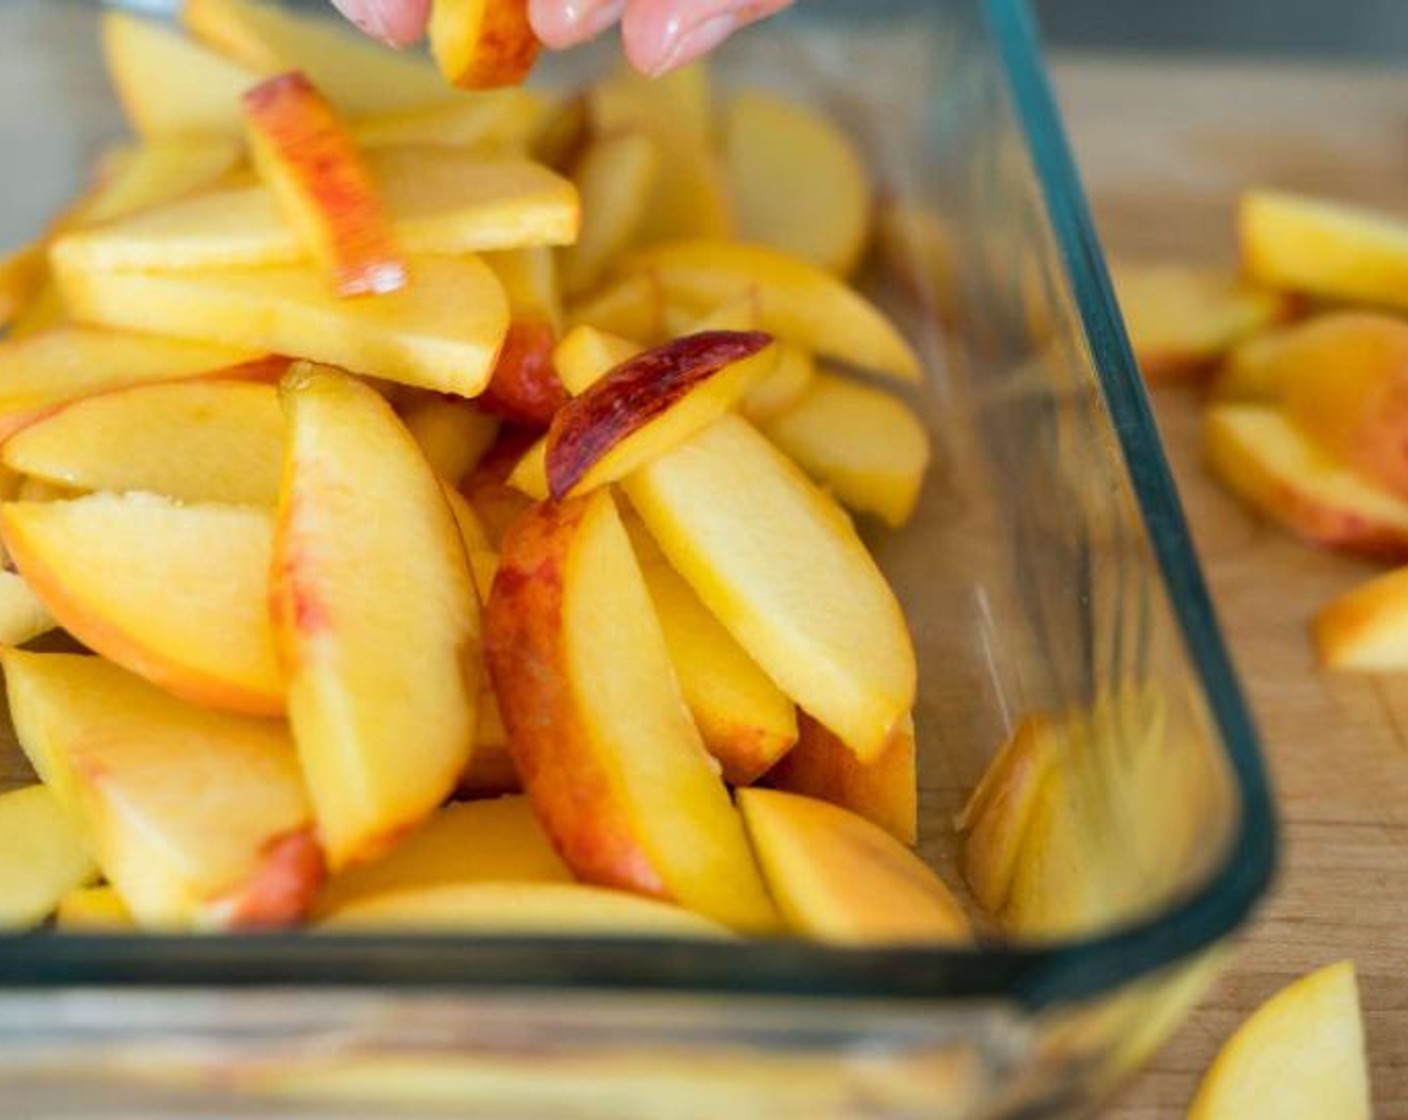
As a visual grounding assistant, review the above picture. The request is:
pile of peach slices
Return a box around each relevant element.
[0,0,964,942]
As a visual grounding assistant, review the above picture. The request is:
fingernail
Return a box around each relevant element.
[576,0,626,39]
[648,13,738,76]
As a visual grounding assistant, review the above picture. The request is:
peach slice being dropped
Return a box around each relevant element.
[1188,961,1370,1120]
[55,885,134,932]
[737,788,968,944]
[321,883,732,937]
[561,130,661,298]
[0,326,279,442]
[430,0,541,90]
[314,796,569,918]
[762,371,931,528]
[723,91,872,277]
[1206,403,1408,560]
[103,12,260,138]
[546,331,778,500]
[184,0,448,116]
[3,380,284,506]
[1,651,320,930]
[1315,565,1408,671]
[484,489,777,932]
[765,713,916,846]
[2,493,282,716]
[624,415,916,760]
[244,71,406,298]
[620,241,921,382]
[0,571,57,649]
[0,784,97,931]
[273,367,480,870]
[54,149,578,272]
[57,255,508,397]
[1241,188,1408,311]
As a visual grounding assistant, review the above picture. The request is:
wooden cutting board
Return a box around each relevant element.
[1053,56,1408,1117]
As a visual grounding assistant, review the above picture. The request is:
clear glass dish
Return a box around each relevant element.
[0,1,1277,1116]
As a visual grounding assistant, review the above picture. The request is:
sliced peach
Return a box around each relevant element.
[624,415,916,760]
[875,200,959,322]
[483,247,562,333]
[464,466,534,549]
[765,713,916,846]
[1113,263,1289,381]
[55,885,134,931]
[1206,404,1408,560]
[56,255,508,397]
[1314,566,1408,671]
[955,715,1058,914]
[353,91,547,151]
[737,788,967,944]
[1,651,320,930]
[565,274,668,343]
[1188,961,1369,1120]
[82,138,245,226]
[401,397,499,486]
[429,0,540,89]
[0,784,97,930]
[322,882,733,937]
[629,522,797,786]
[478,249,568,426]
[1212,324,1299,402]
[561,130,661,298]
[440,481,499,602]
[183,0,447,116]
[0,571,57,649]
[552,325,643,395]
[762,371,930,527]
[3,380,284,506]
[546,331,778,500]
[5,280,67,340]
[103,11,259,138]
[620,241,921,382]
[54,149,578,272]
[273,367,479,869]
[591,63,712,143]
[505,439,549,500]
[723,91,872,277]
[244,71,405,298]
[314,796,568,918]
[0,243,48,331]
[1242,188,1408,310]
[1,493,282,715]
[484,490,776,932]
[0,327,275,442]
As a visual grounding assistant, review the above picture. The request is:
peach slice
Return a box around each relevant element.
[82,138,246,226]
[765,713,916,846]
[183,0,448,116]
[0,571,57,649]
[565,274,669,343]
[546,331,778,500]
[478,249,568,426]
[762,371,930,527]
[57,255,508,397]
[54,149,578,272]
[103,11,259,138]
[3,380,284,506]
[737,789,968,944]
[1113,263,1288,381]
[0,784,97,930]
[624,415,916,760]
[740,343,816,424]
[629,522,797,786]
[723,91,872,277]
[273,367,479,870]
[1,651,320,930]
[2,493,283,715]
[561,130,661,298]
[0,327,276,442]
[402,397,500,487]
[0,243,48,331]
[429,0,541,90]
[321,883,733,937]
[483,247,562,333]
[1314,566,1408,671]
[244,71,406,298]
[314,796,569,918]
[1188,961,1369,1120]
[440,481,499,602]
[552,325,643,395]
[875,201,959,323]
[483,489,777,932]
[5,280,67,341]
[955,715,1058,915]
[1206,404,1408,560]
[1242,188,1408,311]
[620,241,921,382]
[55,885,134,931]
[353,91,547,151]
[1212,324,1299,402]
[459,694,520,796]
[591,62,712,143]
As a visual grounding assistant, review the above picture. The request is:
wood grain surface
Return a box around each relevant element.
[1053,56,1408,1117]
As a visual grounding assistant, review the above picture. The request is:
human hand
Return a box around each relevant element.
[330,0,795,76]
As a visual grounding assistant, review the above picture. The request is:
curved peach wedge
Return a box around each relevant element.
[545,331,777,500]
[273,367,479,870]
[0,784,97,931]
[1314,565,1408,671]
[429,0,541,90]
[1,493,283,716]
[483,489,777,933]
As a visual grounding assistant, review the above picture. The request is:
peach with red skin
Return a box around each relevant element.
[430,0,541,90]
[213,828,326,927]
[477,320,568,428]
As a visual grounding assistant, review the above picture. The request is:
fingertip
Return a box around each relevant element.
[529,0,626,50]
[330,0,431,46]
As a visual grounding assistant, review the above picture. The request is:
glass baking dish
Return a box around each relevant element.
[0,0,1277,1116]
